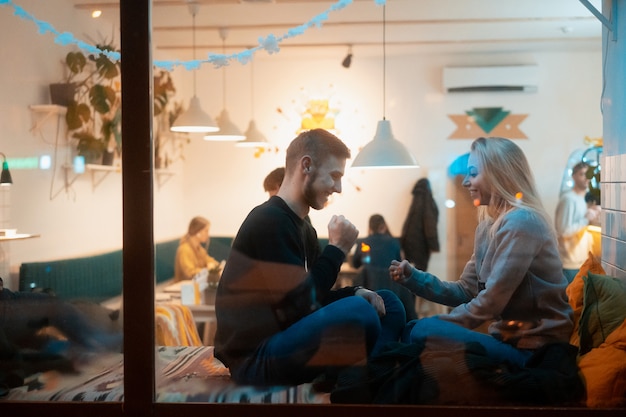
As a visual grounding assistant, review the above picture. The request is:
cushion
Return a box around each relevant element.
[566,252,605,347]
[578,272,626,355]
[577,318,626,408]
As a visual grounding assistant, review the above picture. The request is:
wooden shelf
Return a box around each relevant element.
[29,104,66,134]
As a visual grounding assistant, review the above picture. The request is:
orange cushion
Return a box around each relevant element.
[577,318,626,408]
[566,252,605,347]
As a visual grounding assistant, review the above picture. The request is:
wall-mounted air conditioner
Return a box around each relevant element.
[442,65,539,93]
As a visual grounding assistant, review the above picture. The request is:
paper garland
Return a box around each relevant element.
[0,0,386,70]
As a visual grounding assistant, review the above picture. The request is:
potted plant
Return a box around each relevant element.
[60,42,121,164]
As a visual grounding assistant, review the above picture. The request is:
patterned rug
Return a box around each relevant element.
[3,346,329,404]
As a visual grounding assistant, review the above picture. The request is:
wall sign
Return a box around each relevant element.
[448,107,528,139]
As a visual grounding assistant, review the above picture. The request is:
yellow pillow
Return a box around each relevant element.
[577,319,626,408]
[566,252,605,348]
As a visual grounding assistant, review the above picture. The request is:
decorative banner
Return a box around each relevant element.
[0,0,386,70]
[448,107,528,139]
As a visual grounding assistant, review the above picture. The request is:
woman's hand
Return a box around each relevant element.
[354,287,386,317]
[389,260,413,284]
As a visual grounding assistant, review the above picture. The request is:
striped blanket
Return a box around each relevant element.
[3,346,329,404]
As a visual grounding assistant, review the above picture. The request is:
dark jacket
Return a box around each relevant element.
[400,178,440,270]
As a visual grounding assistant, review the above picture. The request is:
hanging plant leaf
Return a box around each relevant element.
[89,84,116,115]
[65,102,92,131]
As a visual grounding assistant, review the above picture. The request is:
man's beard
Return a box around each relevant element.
[303,171,324,211]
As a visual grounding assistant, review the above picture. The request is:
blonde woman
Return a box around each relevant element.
[390,137,573,367]
[174,216,219,282]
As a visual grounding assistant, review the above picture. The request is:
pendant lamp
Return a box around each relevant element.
[351,4,418,169]
[0,152,13,186]
[237,56,270,148]
[170,1,218,133]
[204,28,246,142]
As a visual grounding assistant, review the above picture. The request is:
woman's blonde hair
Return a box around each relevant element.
[470,137,550,233]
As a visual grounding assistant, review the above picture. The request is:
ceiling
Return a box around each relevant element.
[71,0,604,58]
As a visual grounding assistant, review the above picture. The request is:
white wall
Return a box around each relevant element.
[0,1,602,290]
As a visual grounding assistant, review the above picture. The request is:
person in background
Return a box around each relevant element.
[390,137,573,369]
[174,216,220,282]
[352,214,417,321]
[554,162,601,282]
[263,167,285,198]
[215,129,405,387]
[400,178,440,272]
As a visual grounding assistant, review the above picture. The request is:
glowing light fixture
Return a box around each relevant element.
[351,4,418,169]
[204,28,245,142]
[171,1,219,134]
[1,152,13,186]
[237,56,270,148]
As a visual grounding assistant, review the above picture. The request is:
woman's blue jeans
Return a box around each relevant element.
[403,316,533,368]
[232,289,405,386]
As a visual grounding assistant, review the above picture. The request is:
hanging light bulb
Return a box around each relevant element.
[204,27,246,142]
[170,1,219,134]
[237,56,270,148]
[351,4,418,169]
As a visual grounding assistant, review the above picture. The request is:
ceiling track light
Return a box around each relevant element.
[341,45,353,68]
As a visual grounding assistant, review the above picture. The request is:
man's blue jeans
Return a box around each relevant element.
[403,316,533,367]
[231,289,406,386]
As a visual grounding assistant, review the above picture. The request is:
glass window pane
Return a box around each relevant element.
[0,0,124,405]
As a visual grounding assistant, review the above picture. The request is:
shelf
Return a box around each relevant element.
[60,164,175,191]
[29,104,66,134]
[86,164,121,191]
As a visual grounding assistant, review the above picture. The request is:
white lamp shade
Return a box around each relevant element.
[351,119,419,169]
[204,109,246,142]
[236,120,270,147]
[170,96,219,133]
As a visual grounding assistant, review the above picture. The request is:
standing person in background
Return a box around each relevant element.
[400,178,440,271]
[215,129,405,387]
[390,137,573,368]
[174,216,220,282]
[352,214,417,321]
[554,162,601,282]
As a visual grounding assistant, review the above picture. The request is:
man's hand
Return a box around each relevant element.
[327,214,358,255]
[354,287,386,317]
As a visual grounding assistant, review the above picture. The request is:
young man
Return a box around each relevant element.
[554,161,601,282]
[215,129,405,386]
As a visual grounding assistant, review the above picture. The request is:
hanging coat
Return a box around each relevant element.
[400,178,440,271]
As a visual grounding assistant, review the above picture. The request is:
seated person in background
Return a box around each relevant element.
[174,216,220,282]
[390,137,573,369]
[215,129,405,387]
[352,214,417,321]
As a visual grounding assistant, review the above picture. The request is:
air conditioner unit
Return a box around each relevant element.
[442,65,538,93]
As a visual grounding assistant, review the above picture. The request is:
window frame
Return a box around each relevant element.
[2,1,623,416]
